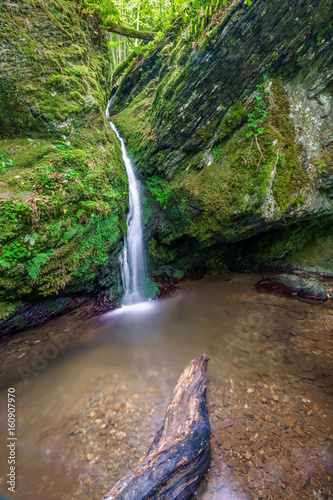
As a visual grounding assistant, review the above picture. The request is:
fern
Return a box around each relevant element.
[27,251,53,279]
[0,259,11,270]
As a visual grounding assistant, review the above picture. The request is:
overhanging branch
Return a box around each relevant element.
[104,19,156,40]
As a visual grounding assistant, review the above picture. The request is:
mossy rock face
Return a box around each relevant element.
[0,0,109,139]
[110,0,332,274]
[229,218,333,277]
[0,0,128,328]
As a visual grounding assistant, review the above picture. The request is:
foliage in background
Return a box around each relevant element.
[83,0,225,80]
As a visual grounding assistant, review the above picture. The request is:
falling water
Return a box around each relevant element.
[106,98,146,304]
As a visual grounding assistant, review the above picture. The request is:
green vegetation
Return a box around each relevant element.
[314,162,327,177]
[246,74,271,139]
[114,69,309,253]
[212,146,222,161]
[0,0,128,314]
[1,0,332,330]
[0,154,13,173]
[0,137,127,300]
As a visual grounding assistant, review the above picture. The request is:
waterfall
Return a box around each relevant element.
[106,98,146,304]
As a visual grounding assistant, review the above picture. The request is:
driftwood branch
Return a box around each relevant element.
[102,354,210,500]
[104,19,156,41]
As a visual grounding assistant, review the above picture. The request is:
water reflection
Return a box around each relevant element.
[0,273,331,500]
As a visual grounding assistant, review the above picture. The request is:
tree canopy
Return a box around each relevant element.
[83,0,223,83]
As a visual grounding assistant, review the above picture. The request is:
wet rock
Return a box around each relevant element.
[284,416,297,428]
[316,341,332,350]
[115,431,126,440]
[221,419,235,429]
[257,274,329,301]
[299,360,315,372]
[264,460,282,476]
[305,416,320,427]
[284,364,316,379]
[256,368,268,378]
[322,451,333,468]
[252,455,263,468]
[227,458,239,468]
[295,426,306,437]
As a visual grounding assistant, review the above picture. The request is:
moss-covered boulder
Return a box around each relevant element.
[0,0,127,331]
[110,0,333,276]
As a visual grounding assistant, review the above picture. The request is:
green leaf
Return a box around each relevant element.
[0,259,11,269]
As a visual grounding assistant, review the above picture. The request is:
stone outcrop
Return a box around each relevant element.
[0,0,127,331]
[110,0,333,276]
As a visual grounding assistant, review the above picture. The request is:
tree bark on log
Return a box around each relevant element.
[101,354,210,500]
[104,20,156,41]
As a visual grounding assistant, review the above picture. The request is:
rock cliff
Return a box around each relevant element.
[1,0,332,334]
[0,0,127,331]
[110,0,333,276]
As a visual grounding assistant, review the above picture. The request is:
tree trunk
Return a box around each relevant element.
[135,8,140,47]
[101,354,211,500]
[109,32,116,75]
[123,37,127,61]
[104,19,155,41]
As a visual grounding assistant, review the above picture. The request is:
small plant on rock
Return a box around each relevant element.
[0,154,13,172]
[314,162,327,177]
[246,73,271,167]
[212,145,222,161]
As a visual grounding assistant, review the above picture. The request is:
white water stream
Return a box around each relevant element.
[106,99,146,304]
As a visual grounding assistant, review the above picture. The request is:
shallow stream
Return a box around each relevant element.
[0,273,332,499]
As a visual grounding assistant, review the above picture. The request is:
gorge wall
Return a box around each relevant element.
[0,0,127,332]
[111,0,333,277]
[0,0,332,334]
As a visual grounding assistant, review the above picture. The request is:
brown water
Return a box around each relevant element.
[0,273,332,499]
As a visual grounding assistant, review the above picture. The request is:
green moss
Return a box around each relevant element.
[0,0,128,305]
[0,133,127,300]
[231,216,333,274]
[113,88,158,176]
[216,103,244,141]
[287,233,333,274]
[195,119,219,144]
[167,120,282,242]
[270,79,308,211]
[0,300,23,321]
[0,0,110,140]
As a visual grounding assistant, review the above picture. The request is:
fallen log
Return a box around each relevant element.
[104,19,156,41]
[102,354,210,500]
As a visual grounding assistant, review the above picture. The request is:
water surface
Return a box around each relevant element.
[0,273,332,499]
